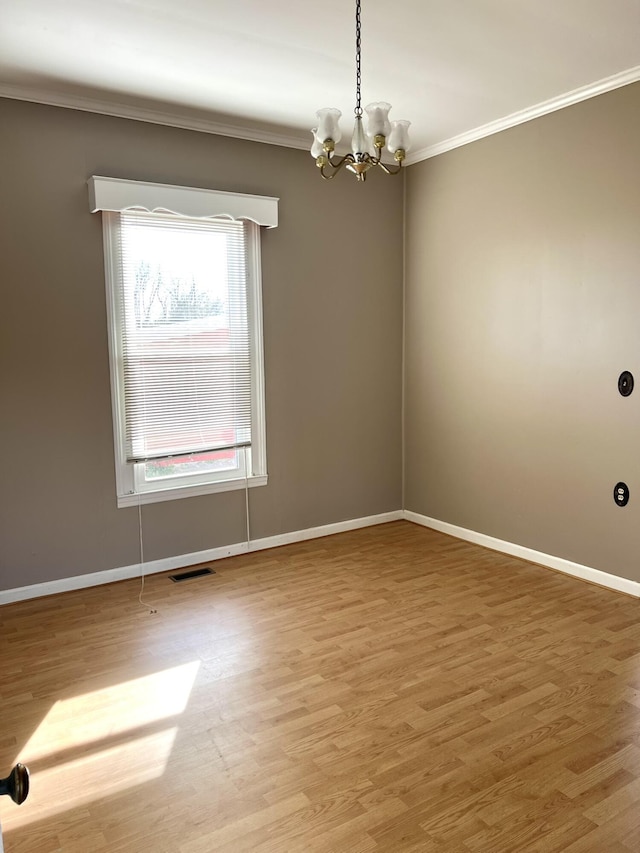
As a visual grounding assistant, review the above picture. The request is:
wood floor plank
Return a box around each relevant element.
[2,520,640,851]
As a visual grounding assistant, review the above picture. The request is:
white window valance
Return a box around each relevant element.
[88,176,279,228]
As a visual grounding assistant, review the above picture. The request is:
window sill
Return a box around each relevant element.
[117,474,268,508]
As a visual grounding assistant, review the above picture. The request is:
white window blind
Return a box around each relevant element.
[117,211,251,463]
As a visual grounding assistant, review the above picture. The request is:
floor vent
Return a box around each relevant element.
[169,568,215,583]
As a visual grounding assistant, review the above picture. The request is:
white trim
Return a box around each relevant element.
[0,543,246,607]
[246,222,268,478]
[248,511,403,552]
[100,211,268,507]
[5,508,637,606]
[102,212,128,500]
[116,474,268,508]
[405,65,640,164]
[404,511,640,599]
[3,66,639,166]
[0,83,309,151]
[89,177,278,227]
[0,511,403,606]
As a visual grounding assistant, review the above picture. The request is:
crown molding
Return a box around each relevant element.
[405,65,640,165]
[2,65,639,164]
[0,82,310,151]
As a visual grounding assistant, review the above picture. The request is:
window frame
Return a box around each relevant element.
[91,177,277,508]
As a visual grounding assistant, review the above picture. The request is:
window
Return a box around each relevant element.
[89,177,278,507]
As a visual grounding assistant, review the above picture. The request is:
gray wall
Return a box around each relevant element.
[0,98,404,590]
[5,81,638,594]
[405,82,640,582]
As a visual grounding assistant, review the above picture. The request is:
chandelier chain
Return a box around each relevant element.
[354,0,362,116]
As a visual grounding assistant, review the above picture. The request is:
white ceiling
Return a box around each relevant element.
[1,0,639,162]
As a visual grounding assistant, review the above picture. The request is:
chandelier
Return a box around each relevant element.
[311,0,411,182]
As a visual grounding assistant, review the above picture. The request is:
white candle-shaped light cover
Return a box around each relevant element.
[387,120,412,154]
[310,129,325,158]
[364,102,391,138]
[316,108,342,143]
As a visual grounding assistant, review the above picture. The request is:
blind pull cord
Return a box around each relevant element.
[135,447,251,613]
[137,492,158,614]
[244,446,251,550]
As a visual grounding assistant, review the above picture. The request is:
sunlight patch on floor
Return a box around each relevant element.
[19,661,200,761]
[2,728,178,831]
[2,661,200,831]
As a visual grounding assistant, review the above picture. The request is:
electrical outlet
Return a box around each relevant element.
[614,482,629,507]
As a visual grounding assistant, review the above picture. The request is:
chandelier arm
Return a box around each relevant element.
[376,160,403,176]
[319,165,339,181]
[319,153,356,180]
[328,152,356,171]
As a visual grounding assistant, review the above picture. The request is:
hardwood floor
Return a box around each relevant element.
[2,520,640,852]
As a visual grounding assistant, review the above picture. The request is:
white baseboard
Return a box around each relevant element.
[247,511,403,552]
[4,508,637,605]
[404,510,640,599]
[0,511,403,606]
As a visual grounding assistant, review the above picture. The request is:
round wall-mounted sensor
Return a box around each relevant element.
[618,371,634,397]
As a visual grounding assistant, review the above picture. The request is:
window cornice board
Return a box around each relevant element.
[88,176,279,228]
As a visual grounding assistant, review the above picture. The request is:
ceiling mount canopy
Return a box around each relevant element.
[311,0,412,182]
